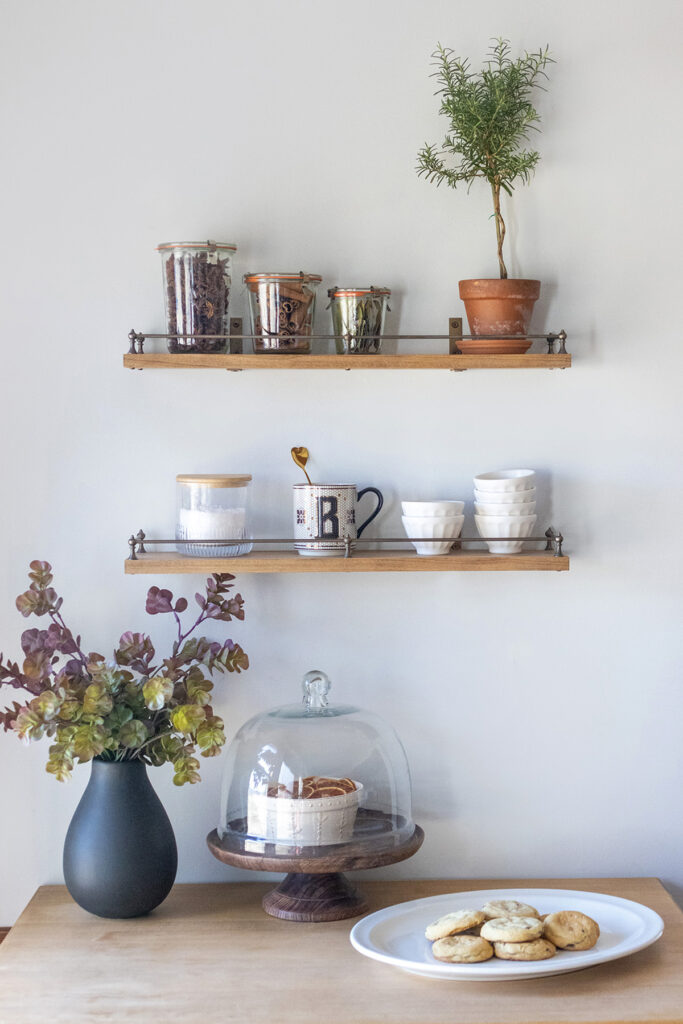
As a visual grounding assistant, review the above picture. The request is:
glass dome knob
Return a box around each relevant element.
[302,669,331,710]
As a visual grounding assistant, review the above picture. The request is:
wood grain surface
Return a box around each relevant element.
[0,879,679,1024]
[124,549,570,574]
[123,352,571,370]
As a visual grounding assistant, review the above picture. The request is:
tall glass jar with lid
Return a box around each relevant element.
[176,474,252,556]
[157,241,237,353]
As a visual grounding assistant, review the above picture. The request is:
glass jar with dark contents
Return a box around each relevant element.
[157,240,236,353]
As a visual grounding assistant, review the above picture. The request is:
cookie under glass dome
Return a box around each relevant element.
[218,669,415,854]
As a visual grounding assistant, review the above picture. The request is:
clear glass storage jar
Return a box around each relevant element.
[328,286,391,354]
[244,272,322,353]
[218,669,415,853]
[176,474,252,557]
[157,240,237,353]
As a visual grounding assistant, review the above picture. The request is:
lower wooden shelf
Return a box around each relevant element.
[124,549,569,574]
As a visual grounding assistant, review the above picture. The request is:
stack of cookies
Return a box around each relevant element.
[426,898,600,965]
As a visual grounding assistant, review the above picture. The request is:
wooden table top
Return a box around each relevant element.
[0,878,680,1024]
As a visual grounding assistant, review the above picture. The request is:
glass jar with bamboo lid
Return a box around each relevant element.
[176,474,253,557]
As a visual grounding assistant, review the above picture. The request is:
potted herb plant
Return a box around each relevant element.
[0,561,248,918]
[417,39,554,353]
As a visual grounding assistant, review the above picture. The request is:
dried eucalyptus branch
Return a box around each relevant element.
[0,562,248,785]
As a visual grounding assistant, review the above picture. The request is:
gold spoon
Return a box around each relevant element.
[291,446,312,485]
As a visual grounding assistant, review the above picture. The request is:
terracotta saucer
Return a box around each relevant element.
[457,338,533,355]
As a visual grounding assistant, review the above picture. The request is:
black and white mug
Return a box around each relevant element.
[293,483,383,556]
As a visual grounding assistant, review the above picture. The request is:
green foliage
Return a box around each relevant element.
[417,38,553,277]
[0,563,249,785]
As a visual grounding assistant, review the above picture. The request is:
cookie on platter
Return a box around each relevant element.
[425,909,486,942]
[543,911,600,950]
[480,916,544,943]
[432,934,494,963]
[482,899,540,920]
[494,938,557,961]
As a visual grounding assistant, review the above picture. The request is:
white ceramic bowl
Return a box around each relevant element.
[473,470,536,493]
[247,782,362,846]
[401,514,464,556]
[474,513,537,554]
[475,501,537,517]
[401,500,465,517]
[473,487,536,504]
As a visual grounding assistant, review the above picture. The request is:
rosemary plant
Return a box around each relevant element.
[417,39,553,278]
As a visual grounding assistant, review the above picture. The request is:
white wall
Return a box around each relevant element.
[0,0,681,923]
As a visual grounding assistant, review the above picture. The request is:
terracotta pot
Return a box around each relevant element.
[458,279,541,354]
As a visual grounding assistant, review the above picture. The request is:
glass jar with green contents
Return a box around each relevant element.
[327,286,391,354]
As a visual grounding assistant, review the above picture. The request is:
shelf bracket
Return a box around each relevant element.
[448,317,463,355]
[226,318,244,369]
[229,318,243,355]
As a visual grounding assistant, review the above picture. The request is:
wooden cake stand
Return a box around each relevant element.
[207,810,424,922]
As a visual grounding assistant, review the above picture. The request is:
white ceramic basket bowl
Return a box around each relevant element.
[474,501,537,517]
[474,513,537,555]
[247,782,362,846]
[473,487,536,505]
[473,470,536,493]
[401,514,464,556]
[401,500,465,517]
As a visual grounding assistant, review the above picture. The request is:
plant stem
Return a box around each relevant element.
[491,180,508,279]
[130,728,175,756]
[50,610,91,673]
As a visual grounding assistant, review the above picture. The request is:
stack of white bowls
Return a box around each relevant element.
[473,470,537,554]
[401,500,465,556]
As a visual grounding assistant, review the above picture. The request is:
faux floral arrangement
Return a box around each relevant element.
[0,562,248,785]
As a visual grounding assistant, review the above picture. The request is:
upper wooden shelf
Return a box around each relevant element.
[123,352,571,371]
[124,549,569,574]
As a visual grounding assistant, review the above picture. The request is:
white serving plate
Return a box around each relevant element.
[349,887,663,981]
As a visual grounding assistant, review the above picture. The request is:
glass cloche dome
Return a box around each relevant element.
[218,669,416,855]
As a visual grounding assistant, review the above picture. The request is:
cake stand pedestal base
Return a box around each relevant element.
[207,818,424,924]
[262,871,368,922]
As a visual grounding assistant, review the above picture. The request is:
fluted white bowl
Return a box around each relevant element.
[473,487,536,505]
[475,501,537,517]
[473,470,536,493]
[401,500,465,517]
[401,514,464,556]
[474,513,537,554]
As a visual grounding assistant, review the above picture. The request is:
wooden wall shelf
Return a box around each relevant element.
[123,352,571,371]
[124,549,569,574]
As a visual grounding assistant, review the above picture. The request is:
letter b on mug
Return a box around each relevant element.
[318,495,340,538]
[293,483,383,557]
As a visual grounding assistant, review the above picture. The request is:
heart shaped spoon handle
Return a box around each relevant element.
[291,446,312,485]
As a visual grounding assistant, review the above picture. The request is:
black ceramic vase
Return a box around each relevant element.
[63,757,177,918]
